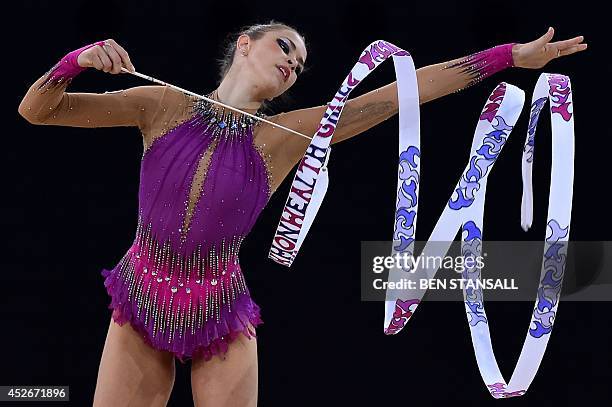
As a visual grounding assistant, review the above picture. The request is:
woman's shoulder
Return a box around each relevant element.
[154,85,193,109]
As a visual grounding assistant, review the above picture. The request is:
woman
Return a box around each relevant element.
[17,21,586,407]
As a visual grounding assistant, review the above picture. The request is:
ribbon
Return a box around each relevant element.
[266,38,574,396]
[383,72,574,398]
[268,40,419,266]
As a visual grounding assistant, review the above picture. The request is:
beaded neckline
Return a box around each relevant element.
[192,91,267,138]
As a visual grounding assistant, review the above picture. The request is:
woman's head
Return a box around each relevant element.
[216,21,308,108]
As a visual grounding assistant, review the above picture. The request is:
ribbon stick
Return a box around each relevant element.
[120,67,312,140]
[268,40,419,266]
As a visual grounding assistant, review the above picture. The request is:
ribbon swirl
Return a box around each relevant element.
[268,40,418,266]
[267,39,574,398]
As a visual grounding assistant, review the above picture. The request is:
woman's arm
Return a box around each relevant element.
[17,40,163,133]
[266,28,586,166]
[264,43,515,167]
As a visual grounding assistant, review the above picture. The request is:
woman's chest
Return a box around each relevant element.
[138,123,271,223]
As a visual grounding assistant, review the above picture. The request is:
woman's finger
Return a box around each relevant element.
[535,27,555,47]
[552,36,585,50]
[107,39,135,72]
[96,45,113,72]
[559,43,588,57]
[92,53,104,71]
[103,43,124,74]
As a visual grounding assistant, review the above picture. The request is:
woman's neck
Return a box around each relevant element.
[215,74,265,115]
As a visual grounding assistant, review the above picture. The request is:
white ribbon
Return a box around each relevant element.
[383,82,525,332]
[267,39,574,396]
[383,72,574,398]
[268,40,419,267]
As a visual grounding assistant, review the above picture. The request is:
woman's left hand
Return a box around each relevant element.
[512,27,588,69]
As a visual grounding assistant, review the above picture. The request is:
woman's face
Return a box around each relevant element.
[239,29,307,99]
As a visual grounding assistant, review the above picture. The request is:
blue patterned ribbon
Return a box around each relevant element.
[383,73,574,398]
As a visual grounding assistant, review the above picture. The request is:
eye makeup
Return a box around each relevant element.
[277,37,305,76]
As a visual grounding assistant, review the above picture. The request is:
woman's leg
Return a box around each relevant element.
[93,317,176,407]
[191,326,259,407]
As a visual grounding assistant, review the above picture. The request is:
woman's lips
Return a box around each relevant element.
[276,65,289,82]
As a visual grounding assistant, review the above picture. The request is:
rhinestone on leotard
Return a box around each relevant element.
[191,91,266,140]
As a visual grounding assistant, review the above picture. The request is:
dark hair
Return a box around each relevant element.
[215,20,308,113]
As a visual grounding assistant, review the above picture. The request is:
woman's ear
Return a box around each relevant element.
[237,34,250,56]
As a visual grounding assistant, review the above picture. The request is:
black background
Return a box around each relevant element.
[3,0,610,405]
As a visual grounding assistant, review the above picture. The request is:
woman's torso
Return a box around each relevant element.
[136,86,278,257]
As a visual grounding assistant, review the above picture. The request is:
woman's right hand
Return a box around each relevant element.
[77,39,136,74]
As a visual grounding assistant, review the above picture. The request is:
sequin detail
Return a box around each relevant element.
[34,43,99,93]
[442,43,515,93]
[142,91,268,158]
[254,143,274,200]
[101,216,262,362]
[36,60,74,93]
[142,96,200,157]
[191,93,267,139]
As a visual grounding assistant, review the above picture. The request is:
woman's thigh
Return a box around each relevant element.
[191,328,258,407]
[93,317,176,407]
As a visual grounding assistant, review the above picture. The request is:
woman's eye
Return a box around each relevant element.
[277,38,289,54]
[277,38,303,76]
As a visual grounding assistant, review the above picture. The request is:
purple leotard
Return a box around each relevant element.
[101,100,271,363]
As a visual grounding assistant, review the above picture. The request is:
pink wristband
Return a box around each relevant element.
[444,42,517,92]
[37,40,106,91]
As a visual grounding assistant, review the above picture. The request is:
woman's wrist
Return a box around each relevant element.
[511,43,523,68]
[478,42,517,74]
[37,41,105,91]
[443,42,518,92]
